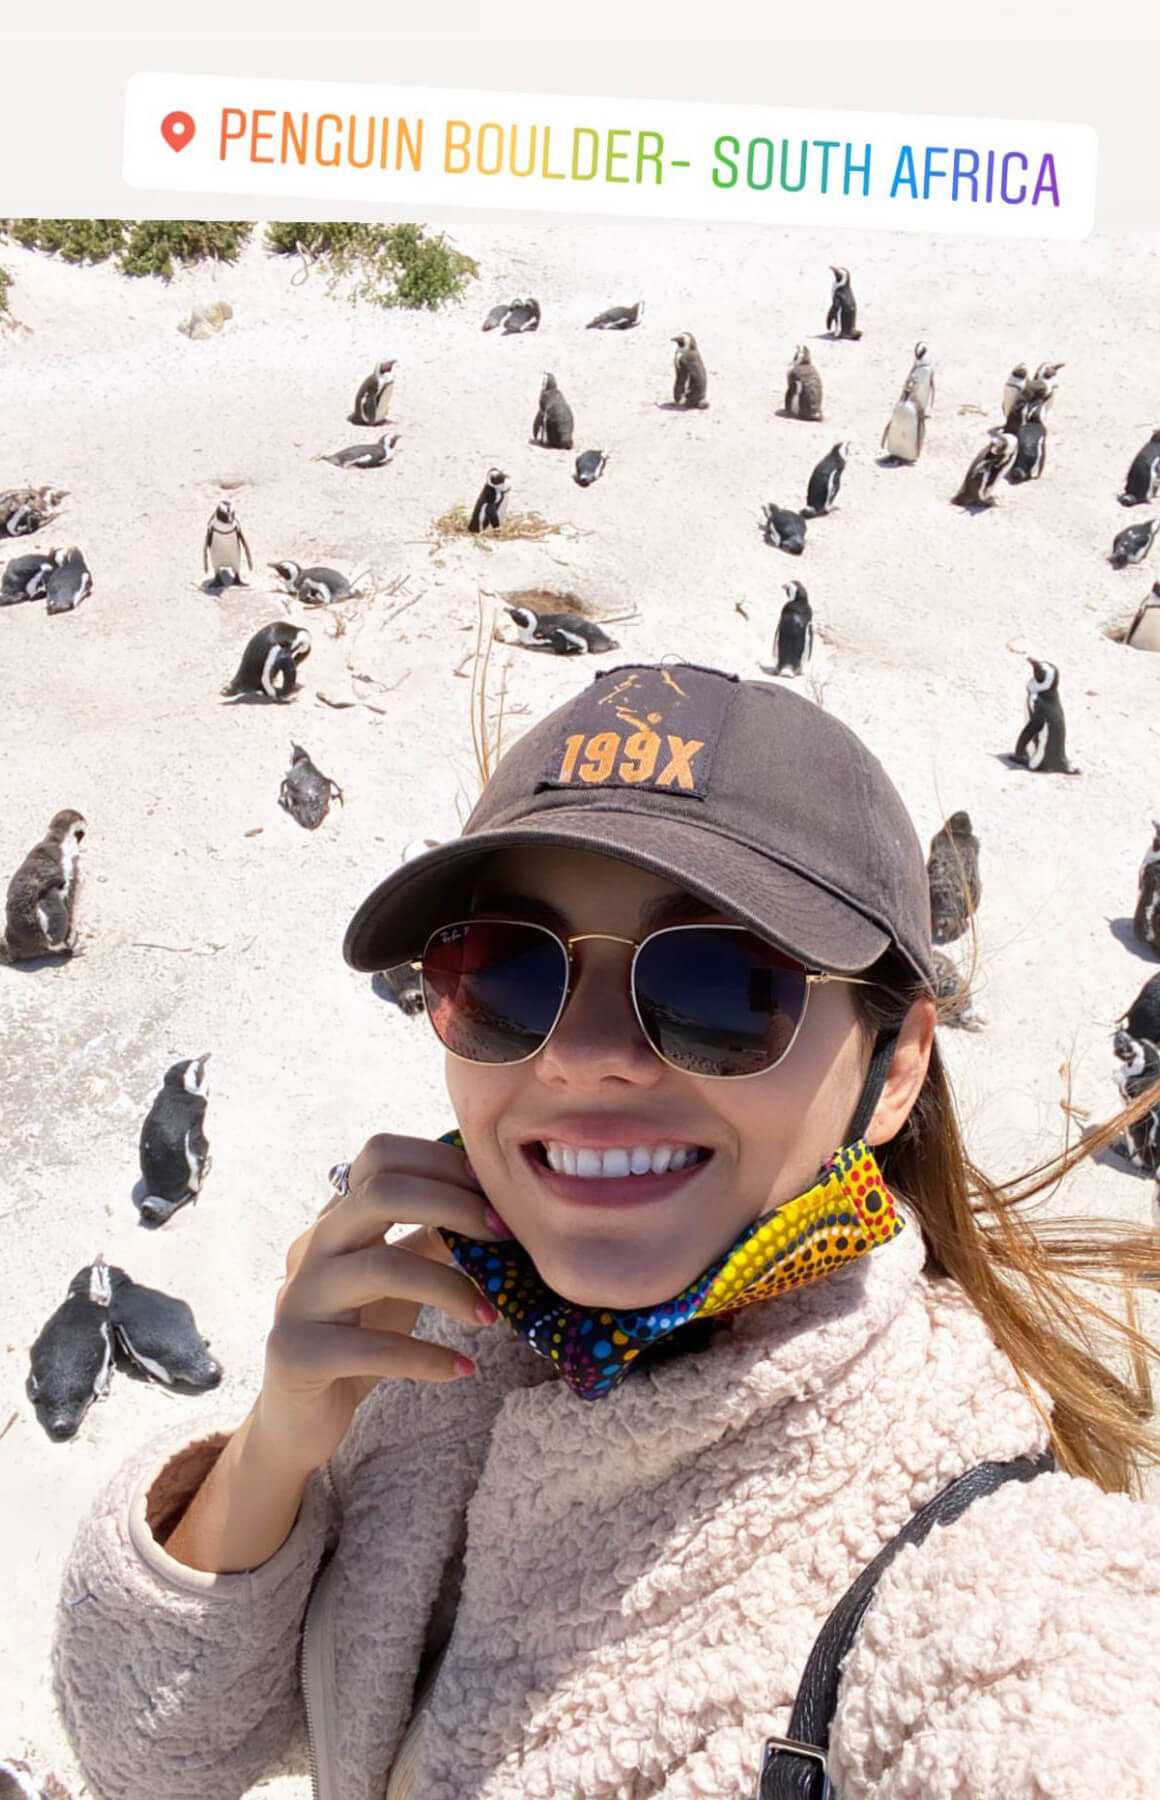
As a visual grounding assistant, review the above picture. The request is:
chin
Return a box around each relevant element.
[525,1242,694,1312]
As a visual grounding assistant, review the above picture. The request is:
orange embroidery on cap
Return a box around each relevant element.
[655,735,704,789]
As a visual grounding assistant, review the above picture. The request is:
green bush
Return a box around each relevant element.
[0,219,253,280]
[265,220,478,310]
[0,263,12,318]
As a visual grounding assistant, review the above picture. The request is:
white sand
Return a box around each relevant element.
[2,216,1159,1791]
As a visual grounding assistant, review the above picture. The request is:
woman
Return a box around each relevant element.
[54,661,1160,1800]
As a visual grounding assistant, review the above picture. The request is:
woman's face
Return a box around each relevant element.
[444,846,904,1310]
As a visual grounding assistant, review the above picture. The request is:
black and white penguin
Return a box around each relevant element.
[468,468,510,532]
[1111,1031,1160,1174]
[1010,658,1080,774]
[881,378,925,463]
[773,582,813,676]
[269,560,357,605]
[784,344,824,421]
[825,266,862,340]
[503,297,541,334]
[1119,430,1160,507]
[505,604,619,654]
[221,622,311,702]
[106,1267,223,1390]
[1031,361,1065,409]
[1110,517,1159,568]
[1131,822,1160,956]
[349,358,396,426]
[927,810,982,945]
[482,297,521,332]
[671,332,708,407]
[138,1055,212,1226]
[761,504,808,556]
[930,951,985,1032]
[203,500,252,583]
[532,374,575,449]
[1125,581,1160,653]
[905,341,935,416]
[804,442,850,517]
[279,742,344,830]
[26,1260,114,1441]
[319,431,400,469]
[951,430,1018,507]
[1002,363,1028,424]
[1121,966,1160,1043]
[573,449,609,488]
[587,301,644,329]
[372,962,427,1016]
[1008,401,1047,483]
[3,808,86,963]
[1,548,61,604]
[0,485,67,538]
[44,546,92,615]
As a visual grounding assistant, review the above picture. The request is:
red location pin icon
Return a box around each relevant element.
[161,111,196,153]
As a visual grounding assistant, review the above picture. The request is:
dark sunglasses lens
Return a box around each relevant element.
[633,928,808,1076]
[421,922,567,1064]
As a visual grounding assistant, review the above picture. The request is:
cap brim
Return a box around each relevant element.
[342,810,891,975]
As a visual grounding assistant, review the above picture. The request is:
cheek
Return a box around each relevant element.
[443,1055,521,1146]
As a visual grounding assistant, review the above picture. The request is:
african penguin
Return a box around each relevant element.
[221,623,311,701]
[804,442,849,517]
[881,378,925,463]
[1111,1031,1160,1175]
[269,560,357,605]
[203,500,252,583]
[350,359,396,426]
[3,808,86,963]
[1120,430,1160,507]
[573,450,609,488]
[1121,967,1160,1044]
[784,345,824,421]
[1111,517,1159,568]
[671,333,708,407]
[106,1267,223,1390]
[773,582,813,676]
[502,298,541,334]
[587,301,644,329]
[1132,823,1160,956]
[761,504,807,556]
[1032,361,1065,407]
[927,810,982,945]
[468,468,510,532]
[951,430,1018,507]
[1010,658,1079,774]
[930,951,985,1032]
[905,342,935,416]
[1125,581,1160,653]
[44,547,91,615]
[26,1260,114,1441]
[1002,363,1028,424]
[319,432,400,470]
[532,374,574,449]
[138,1055,212,1226]
[1,548,62,605]
[372,962,427,1017]
[279,742,344,830]
[825,266,862,340]
[1008,402,1047,483]
[482,297,521,332]
[0,485,67,538]
[504,604,618,654]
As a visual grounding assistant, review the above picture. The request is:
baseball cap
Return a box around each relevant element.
[343,660,937,989]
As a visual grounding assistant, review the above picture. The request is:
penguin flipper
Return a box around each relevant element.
[238,530,253,572]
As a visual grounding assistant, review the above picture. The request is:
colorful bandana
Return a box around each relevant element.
[436,1131,904,1401]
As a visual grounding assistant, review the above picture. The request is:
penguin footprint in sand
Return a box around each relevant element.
[279,742,344,830]
[138,1055,212,1226]
[318,432,400,470]
[2,808,86,963]
[221,622,311,702]
[107,1267,222,1391]
[26,1260,113,1442]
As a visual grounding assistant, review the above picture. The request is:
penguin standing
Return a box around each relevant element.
[761,504,808,556]
[1119,430,1160,507]
[1125,581,1160,652]
[468,468,510,532]
[221,622,311,702]
[349,359,396,426]
[773,582,813,676]
[1031,361,1065,411]
[1008,400,1047,483]
[279,742,344,830]
[671,333,708,407]
[138,1055,212,1226]
[269,560,358,605]
[1010,658,1080,773]
[26,1260,114,1441]
[573,450,609,488]
[926,810,982,945]
[881,377,925,463]
[3,808,86,962]
[319,432,400,470]
[1002,363,1028,424]
[107,1267,223,1390]
[1121,966,1160,1043]
[931,951,985,1032]
[1111,517,1159,568]
[783,345,824,421]
[44,546,92,615]
[1,548,61,604]
[905,342,935,415]
[532,374,574,449]
[1132,822,1160,954]
[1111,1031,1160,1174]
[803,442,850,517]
[504,604,618,654]
[951,430,1018,507]
[203,500,252,584]
[502,298,541,334]
[587,301,644,329]
[825,266,862,340]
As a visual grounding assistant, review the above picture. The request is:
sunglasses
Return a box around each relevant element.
[413,918,876,1080]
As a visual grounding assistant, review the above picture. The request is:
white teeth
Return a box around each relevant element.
[561,1145,579,1176]
[540,1141,706,1178]
[629,1145,652,1175]
[575,1148,603,1177]
[650,1145,673,1174]
[546,1142,563,1173]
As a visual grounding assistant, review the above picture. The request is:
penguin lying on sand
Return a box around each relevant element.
[138,1055,212,1226]
[1111,517,1158,568]
[3,808,86,963]
[0,486,67,538]
[951,430,1017,507]
[107,1267,222,1390]
[44,547,91,615]
[773,582,813,676]
[319,432,400,470]
[927,810,981,945]
[1119,430,1160,507]
[482,297,522,332]
[279,742,344,830]
[469,468,510,533]
[1111,1031,1160,1174]
[1132,821,1160,955]
[1,548,61,604]
[803,442,849,517]
[587,301,644,329]
[204,500,252,584]
[931,951,985,1032]
[784,345,823,421]
[26,1260,113,1441]
[761,504,807,556]
[222,622,311,702]
[826,266,862,340]
[503,298,541,334]
[269,560,359,605]
[574,450,609,488]
[505,603,618,655]
[349,359,396,426]
[671,333,708,407]
[532,374,574,449]
[1008,658,1080,774]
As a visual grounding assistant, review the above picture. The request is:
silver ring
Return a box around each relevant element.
[327,1161,351,1196]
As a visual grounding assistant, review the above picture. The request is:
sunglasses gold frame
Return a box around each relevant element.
[414,919,878,1080]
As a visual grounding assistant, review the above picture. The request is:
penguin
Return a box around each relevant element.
[482,297,521,332]
[269,560,358,605]
[773,582,813,676]
[106,1267,223,1391]
[573,450,609,488]
[784,345,824,421]
[26,1260,114,1441]
[1002,363,1028,424]
[279,742,344,830]
[138,1055,212,1226]
[3,809,86,963]
[931,950,985,1032]
[804,442,850,517]
[1119,430,1160,507]
[0,1758,51,1800]
[532,374,574,449]
[1111,1030,1160,1174]
[1031,361,1065,409]
[203,500,252,583]
[1131,822,1160,955]
[502,298,541,334]
[504,604,619,654]
[825,266,862,340]
[221,622,311,702]
[951,430,1018,507]
[1121,966,1160,1043]
[44,546,92,615]
[0,485,67,538]
[671,333,708,407]
[468,468,510,533]
[587,300,644,330]
[1125,581,1160,652]
[1009,658,1080,773]
[1111,517,1159,568]
[319,431,400,469]
[1,548,61,604]
[905,342,935,416]
[761,504,808,556]
[372,961,427,1017]
[1008,401,1047,483]
[349,358,396,426]
[881,378,925,463]
[926,810,982,946]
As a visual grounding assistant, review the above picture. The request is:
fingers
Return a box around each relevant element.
[287,1239,489,1330]
[267,1319,476,1389]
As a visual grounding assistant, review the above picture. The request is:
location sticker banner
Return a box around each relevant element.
[123,71,1099,240]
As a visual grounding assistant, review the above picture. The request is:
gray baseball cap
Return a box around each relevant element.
[343,660,936,988]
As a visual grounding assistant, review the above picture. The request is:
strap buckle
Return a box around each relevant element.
[756,1735,832,1799]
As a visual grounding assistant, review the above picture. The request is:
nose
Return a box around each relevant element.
[534,937,662,1087]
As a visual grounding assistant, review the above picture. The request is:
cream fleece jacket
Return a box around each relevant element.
[53,1222,1160,1800]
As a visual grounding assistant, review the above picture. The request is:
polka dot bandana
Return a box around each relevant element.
[436,1131,904,1402]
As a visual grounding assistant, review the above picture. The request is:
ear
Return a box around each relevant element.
[864,996,937,1147]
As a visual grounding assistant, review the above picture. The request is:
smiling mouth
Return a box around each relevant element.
[526,1141,714,1179]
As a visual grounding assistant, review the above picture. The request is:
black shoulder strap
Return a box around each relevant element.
[756,1451,1056,1799]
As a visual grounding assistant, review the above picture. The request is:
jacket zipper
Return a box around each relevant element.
[299,1460,341,1800]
